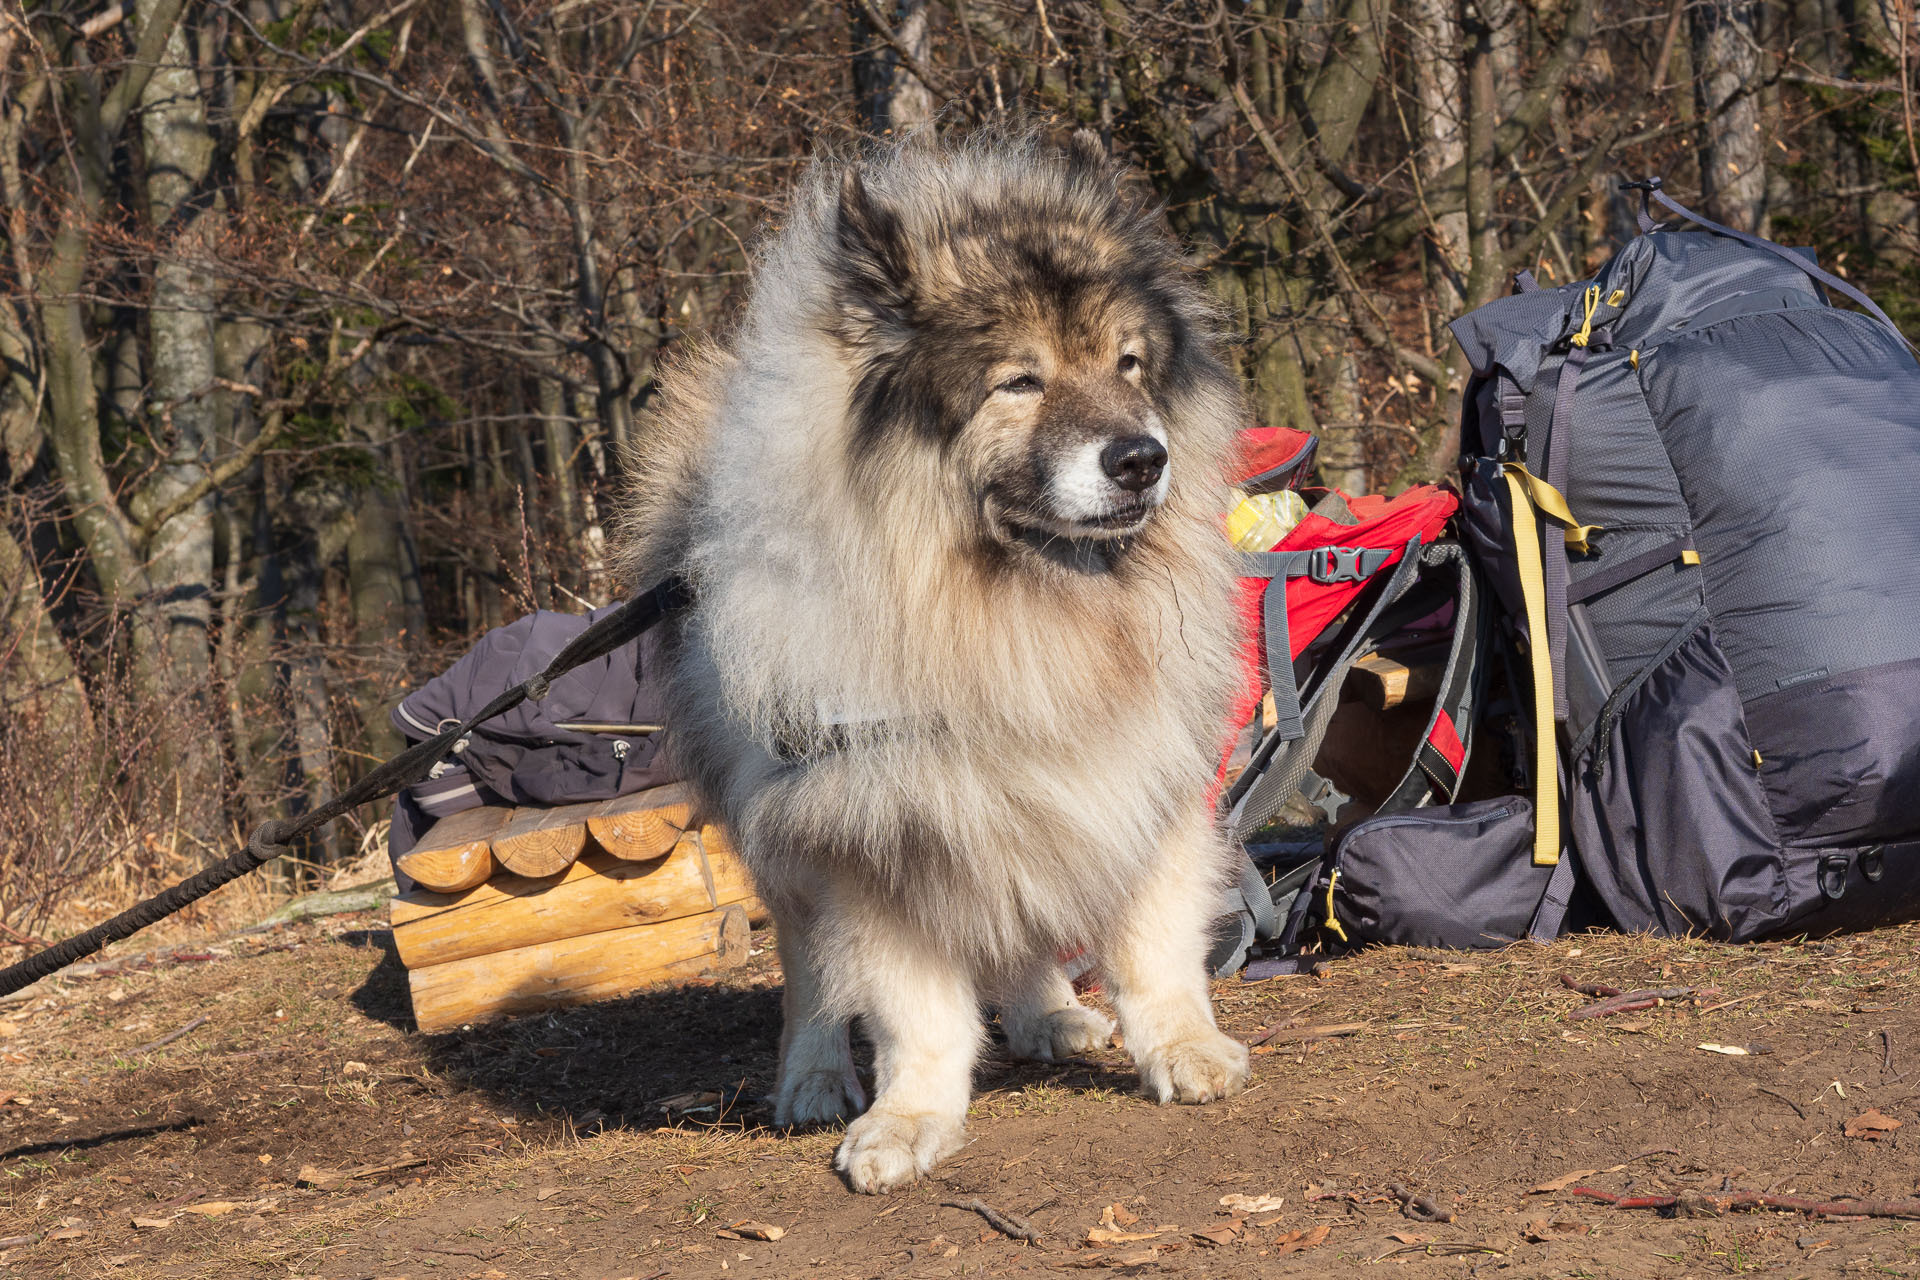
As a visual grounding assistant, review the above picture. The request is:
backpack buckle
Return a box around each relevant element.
[1308,546,1366,584]
[1818,853,1851,901]
[1861,846,1885,883]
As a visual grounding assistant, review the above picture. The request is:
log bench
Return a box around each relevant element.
[389,784,763,1033]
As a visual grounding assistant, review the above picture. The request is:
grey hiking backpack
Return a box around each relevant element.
[1274,179,1920,952]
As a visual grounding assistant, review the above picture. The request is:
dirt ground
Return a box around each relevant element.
[2,908,1917,1280]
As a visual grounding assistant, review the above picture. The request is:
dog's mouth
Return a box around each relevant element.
[985,494,1157,554]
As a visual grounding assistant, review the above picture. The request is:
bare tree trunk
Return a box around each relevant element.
[855,0,934,131]
[1407,0,1468,328]
[0,518,88,735]
[132,0,224,834]
[1692,0,1766,232]
[890,1,935,127]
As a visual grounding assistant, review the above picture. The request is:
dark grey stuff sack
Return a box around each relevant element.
[1330,797,1550,949]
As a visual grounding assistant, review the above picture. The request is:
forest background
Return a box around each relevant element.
[3,0,1914,949]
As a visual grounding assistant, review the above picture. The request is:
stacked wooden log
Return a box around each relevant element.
[390,784,763,1033]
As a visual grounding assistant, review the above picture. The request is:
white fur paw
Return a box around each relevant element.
[1003,1002,1115,1062]
[834,1108,966,1194]
[1137,1030,1250,1105]
[774,1067,866,1128]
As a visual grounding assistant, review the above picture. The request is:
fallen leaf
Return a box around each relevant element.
[179,1201,241,1217]
[1529,1169,1599,1194]
[535,1187,563,1202]
[1697,1043,1750,1056]
[1102,1203,1139,1227]
[1611,1019,1651,1033]
[1388,1231,1430,1245]
[46,1227,89,1242]
[729,1221,785,1241]
[1088,1227,1168,1244]
[1274,1224,1331,1255]
[131,1217,173,1230]
[1191,1224,1240,1246]
[1250,1211,1288,1228]
[1219,1192,1285,1213]
[257,1154,273,1165]
[1843,1109,1903,1140]
[104,1255,140,1268]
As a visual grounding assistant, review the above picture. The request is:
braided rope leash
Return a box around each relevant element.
[0,577,690,999]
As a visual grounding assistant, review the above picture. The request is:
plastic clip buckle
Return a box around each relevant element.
[1308,546,1367,584]
[1818,853,1851,901]
[1861,845,1885,883]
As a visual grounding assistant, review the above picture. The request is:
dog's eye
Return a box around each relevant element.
[998,374,1043,394]
[1117,353,1143,376]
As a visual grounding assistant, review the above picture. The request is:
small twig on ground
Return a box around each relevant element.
[1879,1029,1907,1081]
[0,920,49,949]
[943,1198,1042,1244]
[1696,992,1764,1014]
[1558,973,1622,998]
[1568,1185,1920,1220]
[1568,987,1706,1020]
[1756,1087,1807,1118]
[418,1245,504,1260]
[1250,1021,1369,1048]
[0,1232,43,1248]
[127,1015,209,1057]
[1388,1184,1454,1223]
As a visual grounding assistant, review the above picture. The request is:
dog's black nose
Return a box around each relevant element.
[1100,435,1167,492]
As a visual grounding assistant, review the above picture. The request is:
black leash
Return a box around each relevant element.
[0,576,692,999]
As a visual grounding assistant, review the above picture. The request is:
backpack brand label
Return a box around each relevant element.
[1775,666,1830,691]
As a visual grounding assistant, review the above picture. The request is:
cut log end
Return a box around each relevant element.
[587,783,695,861]
[492,805,592,878]
[395,844,496,893]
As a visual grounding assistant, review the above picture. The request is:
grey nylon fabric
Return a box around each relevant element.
[1745,655,1920,847]
[1329,797,1549,949]
[1774,838,1920,937]
[1568,625,1788,940]
[1640,308,1920,701]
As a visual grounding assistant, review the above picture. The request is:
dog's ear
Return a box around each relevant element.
[1066,128,1109,172]
[832,166,914,339]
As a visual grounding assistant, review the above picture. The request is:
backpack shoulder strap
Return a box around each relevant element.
[1224,537,1427,837]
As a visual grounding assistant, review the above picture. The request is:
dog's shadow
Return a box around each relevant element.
[342,928,1142,1135]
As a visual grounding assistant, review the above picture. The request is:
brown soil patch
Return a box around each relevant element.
[3,913,1918,1279]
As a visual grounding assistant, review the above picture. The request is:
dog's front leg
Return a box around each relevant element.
[831,923,980,1194]
[772,909,865,1127]
[1100,812,1250,1104]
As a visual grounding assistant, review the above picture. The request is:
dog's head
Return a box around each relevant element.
[817,132,1233,559]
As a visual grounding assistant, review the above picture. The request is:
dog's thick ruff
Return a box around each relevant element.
[617,128,1248,1192]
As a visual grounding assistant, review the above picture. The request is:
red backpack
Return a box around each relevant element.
[1209,429,1475,973]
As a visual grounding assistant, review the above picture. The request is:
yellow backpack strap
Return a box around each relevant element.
[1504,464,1599,554]
[1504,468,1561,867]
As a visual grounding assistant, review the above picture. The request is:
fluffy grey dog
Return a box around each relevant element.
[619,128,1249,1193]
